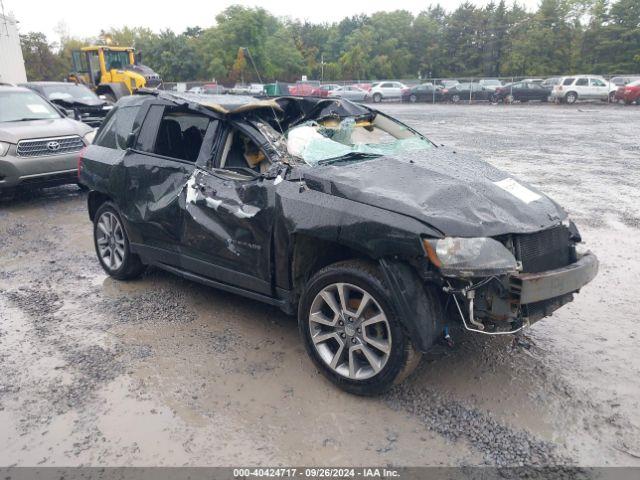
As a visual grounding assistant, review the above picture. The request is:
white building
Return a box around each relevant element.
[0,13,27,84]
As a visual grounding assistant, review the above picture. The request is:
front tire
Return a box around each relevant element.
[409,94,417,103]
[299,260,420,396]
[451,94,460,104]
[93,202,145,280]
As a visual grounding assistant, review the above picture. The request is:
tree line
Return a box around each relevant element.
[20,0,640,84]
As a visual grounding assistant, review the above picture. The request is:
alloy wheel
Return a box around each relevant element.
[96,211,126,271]
[308,282,392,380]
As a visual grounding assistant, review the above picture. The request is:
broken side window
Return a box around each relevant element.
[219,128,271,174]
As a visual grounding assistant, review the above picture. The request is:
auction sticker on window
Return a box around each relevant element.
[494,177,541,204]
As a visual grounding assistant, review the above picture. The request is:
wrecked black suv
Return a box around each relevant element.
[79,91,598,395]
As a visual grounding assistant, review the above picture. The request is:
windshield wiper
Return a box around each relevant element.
[317,152,382,166]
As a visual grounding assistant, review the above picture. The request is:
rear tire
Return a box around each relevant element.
[565,91,578,104]
[93,202,145,280]
[609,91,616,103]
[409,94,417,103]
[299,260,420,396]
[451,94,460,104]
[372,93,382,103]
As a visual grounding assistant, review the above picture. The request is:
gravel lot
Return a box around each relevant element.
[0,103,639,468]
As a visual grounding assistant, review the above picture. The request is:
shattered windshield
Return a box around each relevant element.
[284,115,432,166]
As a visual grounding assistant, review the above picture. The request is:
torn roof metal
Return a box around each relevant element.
[135,89,370,122]
[137,89,282,115]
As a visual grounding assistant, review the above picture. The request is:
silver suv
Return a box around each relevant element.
[550,75,610,104]
[0,86,95,192]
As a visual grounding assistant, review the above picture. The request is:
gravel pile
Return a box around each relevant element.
[386,384,569,467]
[46,345,125,415]
[2,287,62,319]
[1,287,62,337]
[101,288,197,324]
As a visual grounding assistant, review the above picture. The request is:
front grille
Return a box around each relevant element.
[513,225,571,273]
[523,293,574,321]
[79,105,106,115]
[17,135,84,158]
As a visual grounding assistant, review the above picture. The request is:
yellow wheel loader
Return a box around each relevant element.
[68,46,162,102]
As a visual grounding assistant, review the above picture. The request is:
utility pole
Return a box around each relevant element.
[321,54,325,83]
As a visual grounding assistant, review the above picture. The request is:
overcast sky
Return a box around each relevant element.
[6,0,540,43]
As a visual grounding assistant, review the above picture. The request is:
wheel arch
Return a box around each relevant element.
[378,257,447,352]
[291,234,369,296]
[88,190,113,221]
[290,234,447,353]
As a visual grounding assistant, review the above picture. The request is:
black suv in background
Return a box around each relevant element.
[79,92,598,395]
[22,82,112,127]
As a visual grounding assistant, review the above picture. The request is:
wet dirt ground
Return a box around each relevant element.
[0,103,639,468]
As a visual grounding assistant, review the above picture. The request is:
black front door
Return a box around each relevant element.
[181,167,274,295]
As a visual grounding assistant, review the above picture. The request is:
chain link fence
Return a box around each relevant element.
[160,74,640,106]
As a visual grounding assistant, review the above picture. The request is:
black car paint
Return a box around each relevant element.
[493,82,551,103]
[444,84,492,102]
[81,93,576,351]
[301,150,566,237]
[401,85,445,103]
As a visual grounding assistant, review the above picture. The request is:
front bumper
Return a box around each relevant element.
[511,252,599,305]
[0,150,82,189]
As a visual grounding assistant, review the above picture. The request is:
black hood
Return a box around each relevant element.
[50,97,105,109]
[300,147,567,237]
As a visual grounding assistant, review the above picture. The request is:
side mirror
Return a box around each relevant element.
[126,132,137,149]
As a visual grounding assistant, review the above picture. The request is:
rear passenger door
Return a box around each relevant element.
[589,78,608,100]
[511,82,525,101]
[120,102,216,266]
[574,77,589,98]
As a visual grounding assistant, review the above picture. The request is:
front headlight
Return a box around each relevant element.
[423,237,518,277]
[0,142,9,157]
[83,130,96,145]
[0,141,10,156]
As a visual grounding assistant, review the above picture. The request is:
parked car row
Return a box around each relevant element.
[398,75,640,105]
[176,74,640,106]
